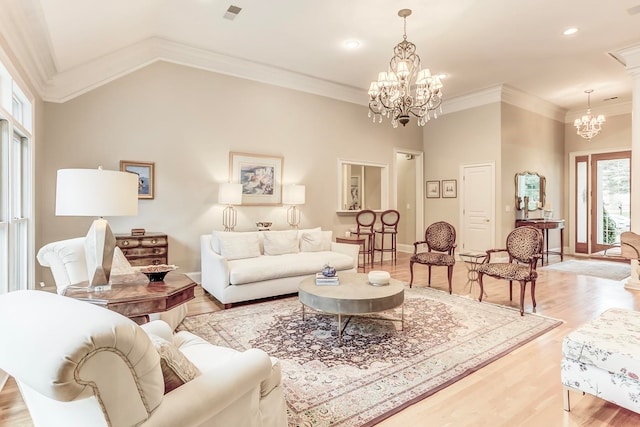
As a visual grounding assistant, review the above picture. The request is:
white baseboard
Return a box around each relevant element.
[0,369,8,391]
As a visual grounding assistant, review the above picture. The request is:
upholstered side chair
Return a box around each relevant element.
[409,221,457,293]
[477,226,543,316]
[0,290,288,427]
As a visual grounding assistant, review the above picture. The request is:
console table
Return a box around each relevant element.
[515,219,565,265]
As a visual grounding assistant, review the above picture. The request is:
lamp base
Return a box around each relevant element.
[287,205,300,229]
[85,218,116,290]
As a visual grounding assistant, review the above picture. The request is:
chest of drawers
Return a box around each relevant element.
[115,232,168,266]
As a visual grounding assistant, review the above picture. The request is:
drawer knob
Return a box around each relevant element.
[122,240,129,246]
[151,239,157,244]
[153,249,160,254]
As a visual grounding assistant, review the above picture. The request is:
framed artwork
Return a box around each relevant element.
[120,160,155,199]
[442,179,457,198]
[230,152,283,205]
[426,180,440,198]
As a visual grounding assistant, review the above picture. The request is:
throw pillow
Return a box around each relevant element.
[216,232,261,260]
[300,230,323,252]
[148,334,201,394]
[263,230,300,255]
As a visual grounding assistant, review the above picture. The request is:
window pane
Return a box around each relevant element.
[576,161,587,244]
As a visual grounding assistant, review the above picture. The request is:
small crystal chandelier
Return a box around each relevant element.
[574,89,605,141]
[368,9,443,128]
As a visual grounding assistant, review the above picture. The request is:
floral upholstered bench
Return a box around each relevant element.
[561,308,640,414]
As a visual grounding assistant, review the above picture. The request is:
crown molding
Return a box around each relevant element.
[615,42,640,74]
[440,86,503,115]
[565,101,632,123]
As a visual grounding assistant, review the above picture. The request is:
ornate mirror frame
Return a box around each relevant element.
[514,171,546,211]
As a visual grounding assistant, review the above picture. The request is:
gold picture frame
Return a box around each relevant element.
[120,160,155,199]
[229,152,283,205]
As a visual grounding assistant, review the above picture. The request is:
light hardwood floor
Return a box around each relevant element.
[2,253,640,426]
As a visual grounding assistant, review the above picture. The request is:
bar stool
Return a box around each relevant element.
[349,210,376,267]
[374,209,400,265]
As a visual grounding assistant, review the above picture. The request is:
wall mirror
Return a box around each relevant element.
[338,160,388,212]
[515,171,546,211]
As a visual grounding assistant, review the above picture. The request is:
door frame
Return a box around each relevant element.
[459,162,496,255]
[568,147,631,256]
[393,148,424,253]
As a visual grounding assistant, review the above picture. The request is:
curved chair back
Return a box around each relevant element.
[355,209,376,233]
[507,226,543,264]
[380,210,400,231]
[425,221,456,253]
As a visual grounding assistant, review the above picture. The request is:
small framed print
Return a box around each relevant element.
[442,179,457,198]
[120,160,155,199]
[426,180,440,198]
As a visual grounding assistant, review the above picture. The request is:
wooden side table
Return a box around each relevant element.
[115,232,168,266]
[62,272,195,324]
[336,237,367,271]
[515,219,565,265]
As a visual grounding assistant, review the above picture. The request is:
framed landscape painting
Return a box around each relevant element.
[230,152,283,205]
[120,160,154,199]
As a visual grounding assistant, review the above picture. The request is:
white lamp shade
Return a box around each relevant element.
[283,184,305,205]
[218,183,243,205]
[56,169,138,217]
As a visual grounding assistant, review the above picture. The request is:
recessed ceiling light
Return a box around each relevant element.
[563,27,578,36]
[343,40,361,49]
[438,73,448,79]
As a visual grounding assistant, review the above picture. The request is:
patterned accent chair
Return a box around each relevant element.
[477,226,543,316]
[409,221,457,294]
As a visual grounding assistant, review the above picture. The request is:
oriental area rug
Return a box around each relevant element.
[179,286,562,427]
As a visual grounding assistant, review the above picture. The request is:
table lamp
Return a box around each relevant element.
[218,183,242,231]
[56,167,138,290]
[283,184,305,228]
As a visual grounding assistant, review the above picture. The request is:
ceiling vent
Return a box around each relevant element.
[223,5,242,20]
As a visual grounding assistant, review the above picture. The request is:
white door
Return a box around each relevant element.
[461,163,495,254]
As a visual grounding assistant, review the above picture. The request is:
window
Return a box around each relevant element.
[0,52,33,295]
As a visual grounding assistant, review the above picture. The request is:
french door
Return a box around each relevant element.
[574,151,631,255]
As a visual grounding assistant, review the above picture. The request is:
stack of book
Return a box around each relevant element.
[315,272,339,286]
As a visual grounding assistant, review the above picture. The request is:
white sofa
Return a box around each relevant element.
[37,237,187,330]
[201,228,359,307]
[0,290,287,427]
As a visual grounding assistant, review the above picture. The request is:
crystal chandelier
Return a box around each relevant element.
[368,9,443,128]
[574,89,605,141]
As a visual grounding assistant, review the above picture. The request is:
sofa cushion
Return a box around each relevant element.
[148,334,201,393]
[263,230,299,255]
[228,251,354,285]
[300,230,323,252]
[214,232,261,260]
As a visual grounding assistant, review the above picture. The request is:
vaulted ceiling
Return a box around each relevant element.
[2,0,640,114]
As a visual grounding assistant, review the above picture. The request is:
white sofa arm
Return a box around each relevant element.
[331,241,359,270]
[200,235,231,302]
[143,349,272,427]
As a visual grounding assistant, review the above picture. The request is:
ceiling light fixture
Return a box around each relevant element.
[563,27,578,36]
[367,9,443,128]
[574,89,605,141]
[344,40,361,49]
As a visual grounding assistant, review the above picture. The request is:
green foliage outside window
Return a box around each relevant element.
[602,209,617,244]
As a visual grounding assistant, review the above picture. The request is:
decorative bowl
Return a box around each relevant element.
[256,221,272,228]
[368,270,390,286]
[137,264,178,282]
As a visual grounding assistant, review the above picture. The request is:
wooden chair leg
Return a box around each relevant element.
[478,273,485,302]
[447,265,453,294]
[409,261,415,288]
[531,280,537,312]
[519,281,526,316]
[427,265,432,286]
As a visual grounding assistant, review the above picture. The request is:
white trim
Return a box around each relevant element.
[336,159,389,213]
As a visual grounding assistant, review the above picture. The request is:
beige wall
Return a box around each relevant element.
[422,103,502,244]
[37,61,422,282]
[502,103,565,247]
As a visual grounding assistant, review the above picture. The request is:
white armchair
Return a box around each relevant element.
[37,237,187,329]
[0,290,288,427]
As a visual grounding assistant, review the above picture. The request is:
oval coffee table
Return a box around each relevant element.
[298,272,404,344]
